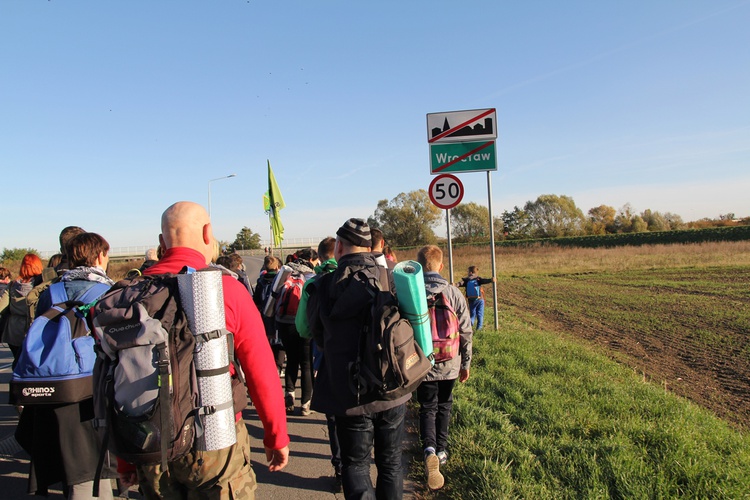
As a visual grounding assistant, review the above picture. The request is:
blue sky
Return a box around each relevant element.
[2,1,749,253]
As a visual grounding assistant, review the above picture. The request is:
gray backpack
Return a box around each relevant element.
[91,274,198,471]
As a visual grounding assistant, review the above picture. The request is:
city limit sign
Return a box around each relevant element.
[427,108,497,144]
[430,140,497,174]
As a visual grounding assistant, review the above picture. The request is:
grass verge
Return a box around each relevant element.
[433,315,750,499]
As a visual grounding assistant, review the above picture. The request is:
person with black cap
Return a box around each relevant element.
[305,218,410,499]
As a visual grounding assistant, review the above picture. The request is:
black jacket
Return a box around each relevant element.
[306,252,409,416]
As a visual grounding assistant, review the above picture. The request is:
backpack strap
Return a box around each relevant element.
[155,341,171,472]
[49,282,69,305]
[77,282,112,305]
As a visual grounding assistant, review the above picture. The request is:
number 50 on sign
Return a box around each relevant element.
[429,174,464,210]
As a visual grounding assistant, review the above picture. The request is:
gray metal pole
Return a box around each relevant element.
[487,171,499,330]
[446,208,454,284]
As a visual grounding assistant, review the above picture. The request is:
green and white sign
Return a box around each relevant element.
[429,140,497,174]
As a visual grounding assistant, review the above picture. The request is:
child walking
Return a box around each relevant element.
[456,265,495,330]
[416,245,473,491]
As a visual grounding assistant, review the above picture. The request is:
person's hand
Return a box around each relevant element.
[119,471,138,490]
[266,445,289,472]
[459,368,470,383]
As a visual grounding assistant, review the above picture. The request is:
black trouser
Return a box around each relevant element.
[277,322,313,406]
[416,379,457,452]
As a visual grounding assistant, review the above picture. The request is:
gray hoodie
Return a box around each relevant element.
[422,271,473,382]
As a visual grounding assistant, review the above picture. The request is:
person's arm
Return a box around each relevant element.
[0,287,9,315]
[451,286,473,381]
[295,279,313,338]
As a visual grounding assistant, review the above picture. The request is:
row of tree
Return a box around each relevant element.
[2,193,744,261]
[221,191,747,251]
[367,191,748,247]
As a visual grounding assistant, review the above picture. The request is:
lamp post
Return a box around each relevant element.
[208,174,237,217]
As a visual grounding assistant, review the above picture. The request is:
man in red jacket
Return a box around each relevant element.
[121,201,289,498]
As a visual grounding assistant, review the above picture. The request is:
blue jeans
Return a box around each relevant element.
[335,403,406,500]
[469,298,485,330]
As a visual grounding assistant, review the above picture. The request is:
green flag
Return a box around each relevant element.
[263,191,271,213]
[268,160,285,211]
[267,161,285,246]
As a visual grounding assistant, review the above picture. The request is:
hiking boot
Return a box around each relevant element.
[437,450,448,466]
[300,401,313,416]
[424,451,444,490]
[285,392,295,413]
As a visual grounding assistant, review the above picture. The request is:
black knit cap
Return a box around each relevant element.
[336,218,372,248]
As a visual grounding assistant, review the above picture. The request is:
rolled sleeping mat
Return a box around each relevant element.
[262,264,293,318]
[392,260,434,365]
[177,268,237,451]
[193,336,236,451]
[178,268,226,335]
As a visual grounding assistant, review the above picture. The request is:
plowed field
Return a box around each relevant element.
[498,266,750,428]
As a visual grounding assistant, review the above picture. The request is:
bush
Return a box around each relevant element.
[1,248,39,265]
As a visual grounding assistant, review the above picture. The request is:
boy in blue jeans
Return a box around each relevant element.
[417,245,473,490]
[456,265,495,330]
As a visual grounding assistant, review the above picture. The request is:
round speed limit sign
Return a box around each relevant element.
[429,174,464,210]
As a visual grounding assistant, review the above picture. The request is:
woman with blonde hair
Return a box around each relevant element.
[0,253,44,368]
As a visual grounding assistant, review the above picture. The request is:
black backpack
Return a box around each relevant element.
[328,266,432,403]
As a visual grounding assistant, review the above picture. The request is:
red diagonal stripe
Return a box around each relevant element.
[433,141,493,173]
[429,109,495,143]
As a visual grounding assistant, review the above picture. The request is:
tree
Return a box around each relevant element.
[613,203,635,233]
[587,205,616,235]
[1,248,38,264]
[493,215,505,241]
[229,227,261,252]
[368,190,442,247]
[641,209,668,232]
[524,194,586,238]
[663,212,685,230]
[501,206,531,240]
[450,202,490,242]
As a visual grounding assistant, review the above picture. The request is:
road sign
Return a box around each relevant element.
[429,174,464,210]
[427,108,497,144]
[430,140,497,174]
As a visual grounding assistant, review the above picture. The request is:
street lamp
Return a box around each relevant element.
[208,174,237,217]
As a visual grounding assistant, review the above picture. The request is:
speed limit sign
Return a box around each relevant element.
[429,174,464,210]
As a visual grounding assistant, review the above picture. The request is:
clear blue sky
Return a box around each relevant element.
[3,1,749,253]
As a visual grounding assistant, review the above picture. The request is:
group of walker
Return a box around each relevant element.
[0,203,494,499]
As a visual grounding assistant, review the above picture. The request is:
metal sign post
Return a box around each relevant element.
[487,171,498,330]
[446,208,454,284]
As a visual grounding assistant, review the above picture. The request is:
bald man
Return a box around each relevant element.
[124,202,289,499]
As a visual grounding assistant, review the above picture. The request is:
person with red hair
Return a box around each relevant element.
[0,253,44,368]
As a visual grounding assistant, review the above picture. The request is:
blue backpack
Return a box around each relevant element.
[465,278,482,299]
[9,281,111,405]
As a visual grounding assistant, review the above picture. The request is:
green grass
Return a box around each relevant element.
[438,316,750,499]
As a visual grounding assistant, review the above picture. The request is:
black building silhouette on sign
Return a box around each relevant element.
[432,117,494,139]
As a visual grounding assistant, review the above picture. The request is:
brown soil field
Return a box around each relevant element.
[448,241,750,429]
[501,276,750,429]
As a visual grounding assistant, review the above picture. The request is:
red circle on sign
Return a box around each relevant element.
[429,174,464,210]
